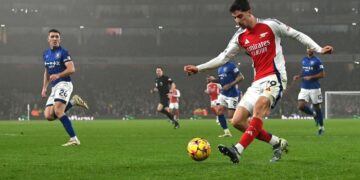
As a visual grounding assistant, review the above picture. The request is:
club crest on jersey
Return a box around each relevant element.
[55,52,61,59]
[245,39,250,45]
[260,32,268,38]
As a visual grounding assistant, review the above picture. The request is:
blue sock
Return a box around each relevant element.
[65,102,73,113]
[301,105,314,116]
[315,109,324,126]
[59,115,76,138]
[218,114,228,129]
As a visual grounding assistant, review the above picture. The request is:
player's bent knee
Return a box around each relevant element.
[297,100,306,110]
[54,110,65,119]
[297,105,304,110]
[217,107,225,115]
[297,102,305,109]
[44,114,55,121]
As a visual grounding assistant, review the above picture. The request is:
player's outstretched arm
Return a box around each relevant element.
[270,19,334,54]
[184,29,242,76]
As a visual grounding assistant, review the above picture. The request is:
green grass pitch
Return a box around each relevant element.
[0,119,359,180]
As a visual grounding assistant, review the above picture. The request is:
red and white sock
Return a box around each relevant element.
[239,117,263,148]
[256,129,280,146]
[256,129,272,142]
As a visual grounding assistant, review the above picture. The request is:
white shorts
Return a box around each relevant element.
[169,102,179,109]
[46,81,73,106]
[216,94,239,110]
[210,100,218,107]
[238,74,287,113]
[298,88,323,104]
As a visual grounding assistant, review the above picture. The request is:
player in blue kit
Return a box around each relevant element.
[213,61,244,137]
[293,48,325,135]
[42,29,89,146]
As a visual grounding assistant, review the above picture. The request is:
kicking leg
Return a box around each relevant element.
[231,106,281,146]
[220,97,288,163]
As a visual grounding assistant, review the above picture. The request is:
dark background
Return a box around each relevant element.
[0,0,359,119]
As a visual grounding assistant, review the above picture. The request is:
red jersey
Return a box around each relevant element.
[206,83,221,101]
[197,18,322,82]
[169,89,180,103]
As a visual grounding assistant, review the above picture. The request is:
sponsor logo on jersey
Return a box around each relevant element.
[219,73,227,79]
[44,61,60,68]
[303,66,314,71]
[246,40,271,56]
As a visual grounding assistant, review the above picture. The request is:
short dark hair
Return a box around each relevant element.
[48,29,61,34]
[229,0,251,12]
[156,66,163,70]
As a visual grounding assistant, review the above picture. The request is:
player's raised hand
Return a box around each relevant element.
[184,65,198,76]
[321,45,333,54]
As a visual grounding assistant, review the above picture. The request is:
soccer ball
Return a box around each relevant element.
[187,137,211,161]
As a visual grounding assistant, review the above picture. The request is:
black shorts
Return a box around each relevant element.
[159,96,169,108]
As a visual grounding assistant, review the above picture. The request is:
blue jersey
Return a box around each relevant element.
[43,46,72,86]
[218,62,240,97]
[301,56,324,89]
